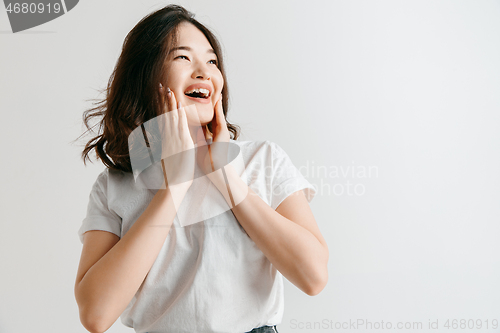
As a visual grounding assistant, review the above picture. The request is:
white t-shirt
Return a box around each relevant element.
[78,139,316,333]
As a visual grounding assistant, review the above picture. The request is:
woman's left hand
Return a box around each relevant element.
[196,95,230,178]
[208,95,230,144]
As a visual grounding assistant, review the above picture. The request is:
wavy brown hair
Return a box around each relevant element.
[75,4,240,173]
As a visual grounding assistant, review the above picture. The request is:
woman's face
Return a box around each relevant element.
[164,21,223,126]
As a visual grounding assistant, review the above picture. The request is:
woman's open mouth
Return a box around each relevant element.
[184,85,212,104]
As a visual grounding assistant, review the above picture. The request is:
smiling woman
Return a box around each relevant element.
[74,4,327,333]
[164,21,224,126]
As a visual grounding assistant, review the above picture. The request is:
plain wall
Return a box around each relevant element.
[1,0,499,332]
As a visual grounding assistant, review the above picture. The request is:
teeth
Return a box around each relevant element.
[185,88,210,97]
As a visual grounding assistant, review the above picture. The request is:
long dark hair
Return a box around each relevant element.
[75,4,240,173]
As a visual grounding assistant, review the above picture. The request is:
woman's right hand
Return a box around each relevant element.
[158,84,195,196]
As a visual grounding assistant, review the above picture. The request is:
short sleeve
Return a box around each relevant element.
[269,142,317,210]
[77,171,122,244]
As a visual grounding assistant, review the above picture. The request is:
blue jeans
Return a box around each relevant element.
[144,326,279,333]
[245,325,279,333]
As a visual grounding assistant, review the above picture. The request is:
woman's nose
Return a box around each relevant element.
[192,63,210,80]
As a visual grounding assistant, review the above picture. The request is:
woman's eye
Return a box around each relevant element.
[176,55,189,60]
[208,59,217,65]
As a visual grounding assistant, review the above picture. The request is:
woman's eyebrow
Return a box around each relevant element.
[171,46,215,54]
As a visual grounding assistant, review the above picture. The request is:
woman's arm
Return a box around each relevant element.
[212,164,329,296]
[75,187,187,333]
[203,97,328,296]
[75,89,193,333]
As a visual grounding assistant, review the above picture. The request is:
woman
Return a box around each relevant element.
[74,4,328,333]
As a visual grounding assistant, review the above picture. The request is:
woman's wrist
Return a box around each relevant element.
[153,182,191,210]
[208,164,248,208]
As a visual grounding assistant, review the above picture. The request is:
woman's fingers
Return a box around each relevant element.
[158,83,194,147]
[211,95,230,143]
[178,102,190,140]
[156,84,196,193]
[159,83,178,113]
[208,97,218,136]
[214,96,225,126]
[164,87,182,136]
[216,94,224,118]
[166,87,177,113]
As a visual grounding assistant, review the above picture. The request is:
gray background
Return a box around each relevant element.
[1,0,499,332]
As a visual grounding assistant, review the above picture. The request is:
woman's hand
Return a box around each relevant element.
[208,94,230,144]
[158,84,195,196]
[196,95,230,176]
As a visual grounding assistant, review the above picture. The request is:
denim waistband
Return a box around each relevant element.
[245,325,278,333]
[144,325,278,333]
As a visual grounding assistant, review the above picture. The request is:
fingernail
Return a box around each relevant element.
[167,87,171,98]
[178,101,182,109]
